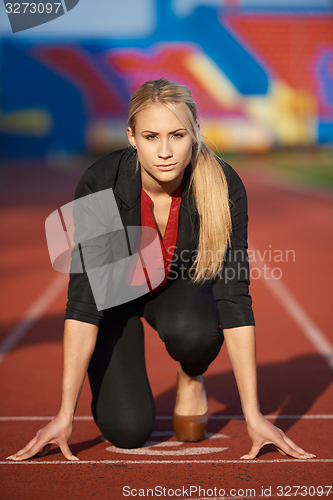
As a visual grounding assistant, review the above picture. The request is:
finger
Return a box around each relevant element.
[8,439,51,461]
[277,442,316,459]
[240,442,262,460]
[281,434,316,458]
[273,435,311,459]
[7,448,41,461]
[270,426,316,459]
[58,442,79,461]
[6,435,39,459]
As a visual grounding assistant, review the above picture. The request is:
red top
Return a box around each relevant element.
[141,186,182,293]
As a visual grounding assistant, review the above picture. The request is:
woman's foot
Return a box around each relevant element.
[173,364,208,442]
[174,364,208,416]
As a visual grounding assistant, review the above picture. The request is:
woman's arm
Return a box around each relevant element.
[223,325,315,459]
[59,319,98,418]
[7,319,98,461]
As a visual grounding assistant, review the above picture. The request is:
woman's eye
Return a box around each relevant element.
[144,133,184,140]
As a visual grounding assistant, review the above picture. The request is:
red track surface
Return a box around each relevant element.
[0,162,332,499]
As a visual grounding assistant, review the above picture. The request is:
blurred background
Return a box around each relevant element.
[0,0,332,183]
[1,2,333,477]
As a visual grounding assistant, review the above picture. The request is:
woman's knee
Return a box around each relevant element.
[94,413,154,449]
[159,311,223,365]
[161,308,221,346]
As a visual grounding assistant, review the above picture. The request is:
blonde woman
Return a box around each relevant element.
[7,78,315,461]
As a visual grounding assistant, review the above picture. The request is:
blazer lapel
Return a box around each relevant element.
[113,149,141,227]
[113,152,199,271]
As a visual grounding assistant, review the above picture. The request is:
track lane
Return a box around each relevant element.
[1,165,332,499]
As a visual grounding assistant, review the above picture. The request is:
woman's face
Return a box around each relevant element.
[127,102,194,189]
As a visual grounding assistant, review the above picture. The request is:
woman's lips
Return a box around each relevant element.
[155,163,177,171]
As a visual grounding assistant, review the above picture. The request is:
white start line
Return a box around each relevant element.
[0,415,332,421]
[105,431,228,456]
[2,430,332,465]
[1,459,332,465]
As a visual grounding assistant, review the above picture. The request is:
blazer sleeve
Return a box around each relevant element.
[64,169,106,327]
[212,164,255,329]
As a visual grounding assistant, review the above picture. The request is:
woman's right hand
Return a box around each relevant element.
[6,413,78,461]
[6,320,98,462]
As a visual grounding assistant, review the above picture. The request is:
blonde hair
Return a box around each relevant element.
[128,78,231,281]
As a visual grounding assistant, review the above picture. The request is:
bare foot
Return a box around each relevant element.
[174,364,207,416]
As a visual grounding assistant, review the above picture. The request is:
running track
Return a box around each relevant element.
[0,160,332,499]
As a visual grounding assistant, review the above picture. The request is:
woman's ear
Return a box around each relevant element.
[193,122,200,144]
[126,127,136,149]
[194,121,200,141]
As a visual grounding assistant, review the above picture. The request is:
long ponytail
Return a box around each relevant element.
[189,142,231,281]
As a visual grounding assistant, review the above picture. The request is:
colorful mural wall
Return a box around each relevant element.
[1,0,333,159]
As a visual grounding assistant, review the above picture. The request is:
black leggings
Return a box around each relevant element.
[87,277,223,449]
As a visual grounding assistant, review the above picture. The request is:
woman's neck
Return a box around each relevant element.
[141,166,184,198]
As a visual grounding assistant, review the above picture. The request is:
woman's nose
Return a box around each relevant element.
[158,139,173,158]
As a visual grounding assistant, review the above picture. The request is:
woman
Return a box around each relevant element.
[7,78,315,461]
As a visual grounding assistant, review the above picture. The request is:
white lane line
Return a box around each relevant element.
[100,432,228,443]
[105,433,230,456]
[249,241,333,370]
[0,414,332,421]
[150,432,228,438]
[0,274,67,365]
[157,415,333,420]
[105,446,229,456]
[1,459,331,465]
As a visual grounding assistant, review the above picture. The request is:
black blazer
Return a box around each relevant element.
[65,146,255,329]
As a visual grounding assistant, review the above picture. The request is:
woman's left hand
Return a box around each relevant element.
[241,412,316,460]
